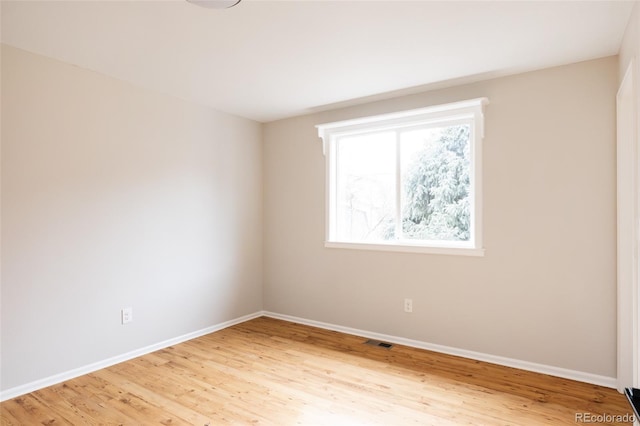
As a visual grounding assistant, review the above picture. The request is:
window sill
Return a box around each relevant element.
[325,241,485,257]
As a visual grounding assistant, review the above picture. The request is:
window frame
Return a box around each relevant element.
[317,98,488,256]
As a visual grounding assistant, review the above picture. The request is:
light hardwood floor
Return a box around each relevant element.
[0,316,632,425]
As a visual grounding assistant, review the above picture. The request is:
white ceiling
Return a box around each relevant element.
[1,0,634,122]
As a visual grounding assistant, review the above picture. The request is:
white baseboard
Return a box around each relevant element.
[1,310,617,402]
[0,311,263,402]
[263,311,617,389]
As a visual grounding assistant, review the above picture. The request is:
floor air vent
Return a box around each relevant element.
[364,339,394,349]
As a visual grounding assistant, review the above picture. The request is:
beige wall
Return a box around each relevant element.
[0,45,263,391]
[0,42,622,393]
[263,57,619,378]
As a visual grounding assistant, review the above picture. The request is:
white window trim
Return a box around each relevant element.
[317,98,488,256]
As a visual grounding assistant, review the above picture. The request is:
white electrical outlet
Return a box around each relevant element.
[404,298,413,313]
[121,307,133,324]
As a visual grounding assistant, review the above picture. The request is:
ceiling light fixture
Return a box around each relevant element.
[186,0,241,9]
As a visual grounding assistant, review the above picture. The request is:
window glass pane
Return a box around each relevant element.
[336,132,396,241]
[400,124,471,241]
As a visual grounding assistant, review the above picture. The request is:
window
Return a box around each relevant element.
[317,98,488,256]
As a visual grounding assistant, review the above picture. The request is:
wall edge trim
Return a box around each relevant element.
[1,310,616,402]
[0,311,264,402]
[263,311,617,389]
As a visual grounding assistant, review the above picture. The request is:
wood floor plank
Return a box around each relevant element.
[1,316,633,425]
[1,394,61,425]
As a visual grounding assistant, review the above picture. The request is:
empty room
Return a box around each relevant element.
[1,0,640,424]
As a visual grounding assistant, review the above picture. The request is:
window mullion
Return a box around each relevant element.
[395,131,402,240]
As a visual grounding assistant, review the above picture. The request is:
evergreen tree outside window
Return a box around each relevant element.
[317,98,487,256]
